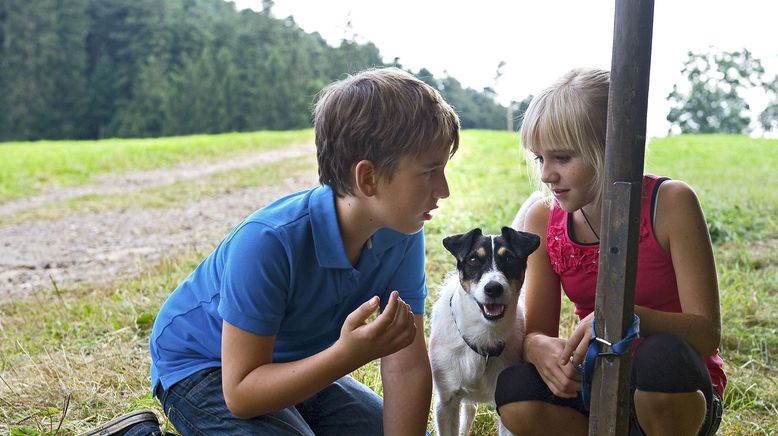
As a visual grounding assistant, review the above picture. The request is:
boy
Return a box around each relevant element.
[85,67,460,435]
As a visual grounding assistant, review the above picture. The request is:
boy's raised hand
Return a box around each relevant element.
[337,291,417,365]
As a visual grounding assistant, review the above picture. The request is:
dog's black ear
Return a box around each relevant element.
[442,228,482,262]
[501,226,540,258]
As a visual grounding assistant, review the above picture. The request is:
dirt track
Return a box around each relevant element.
[0,145,318,300]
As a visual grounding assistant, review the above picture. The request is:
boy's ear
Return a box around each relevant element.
[354,159,378,196]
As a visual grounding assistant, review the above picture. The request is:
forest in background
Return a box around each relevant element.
[0,0,511,141]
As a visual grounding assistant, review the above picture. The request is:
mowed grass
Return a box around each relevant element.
[1,131,777,435]
[0,154,317,227]
[0,129,314,203]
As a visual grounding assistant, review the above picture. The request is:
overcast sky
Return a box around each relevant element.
[233,0,777,137]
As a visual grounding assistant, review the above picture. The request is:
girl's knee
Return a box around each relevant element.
[497,401,547,431]
[634,389,705,412]
[499,401,587,435]
[634,390,707,436]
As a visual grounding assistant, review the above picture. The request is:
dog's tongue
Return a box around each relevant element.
[483,304,505,317]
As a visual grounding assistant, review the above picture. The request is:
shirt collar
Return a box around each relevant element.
[371,227,411,255]
[310,185,352,269]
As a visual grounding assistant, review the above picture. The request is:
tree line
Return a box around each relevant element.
[2,1,774,141]
[0,0,509,141]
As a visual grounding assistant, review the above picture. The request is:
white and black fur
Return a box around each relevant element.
[429,226,540,436]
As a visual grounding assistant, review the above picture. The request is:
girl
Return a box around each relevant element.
[495,68,725,436]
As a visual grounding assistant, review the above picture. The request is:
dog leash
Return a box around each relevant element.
[449,295,505,358]
[576,314,640,410]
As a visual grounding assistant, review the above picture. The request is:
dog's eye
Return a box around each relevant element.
[502,252,515,262]
[466,256,480,266]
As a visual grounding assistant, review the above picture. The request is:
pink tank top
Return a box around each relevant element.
[546,174,726,396]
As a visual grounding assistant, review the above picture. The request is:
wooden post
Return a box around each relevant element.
[588,1,654,435]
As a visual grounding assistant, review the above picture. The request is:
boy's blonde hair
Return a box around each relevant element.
[314,67,460,197]
[520,68,609,202]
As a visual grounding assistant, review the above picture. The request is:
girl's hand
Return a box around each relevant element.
[526,334,581,398]
[559,312,594,367]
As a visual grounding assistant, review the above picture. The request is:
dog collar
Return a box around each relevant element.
[449,295,506,358]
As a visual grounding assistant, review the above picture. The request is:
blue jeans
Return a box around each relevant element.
[157,367,384,435]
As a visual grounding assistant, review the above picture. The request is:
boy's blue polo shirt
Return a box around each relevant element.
[149,184,428,392]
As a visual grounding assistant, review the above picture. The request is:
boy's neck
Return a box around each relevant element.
[334,194,377,267]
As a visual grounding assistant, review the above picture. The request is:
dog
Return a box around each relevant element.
[429,226,540,436]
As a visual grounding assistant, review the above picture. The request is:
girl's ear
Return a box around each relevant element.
[354,159,378,197]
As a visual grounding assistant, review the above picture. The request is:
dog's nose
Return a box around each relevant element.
[484,282,503,298]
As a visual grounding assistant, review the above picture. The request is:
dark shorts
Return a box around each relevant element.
[495,333,723,436]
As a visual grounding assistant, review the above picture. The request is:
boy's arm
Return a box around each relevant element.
[380,313,432,436]
[222,291,417,419]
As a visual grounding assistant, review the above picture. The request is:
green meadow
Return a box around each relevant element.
[1,130,776,435]
[0,130,314,204]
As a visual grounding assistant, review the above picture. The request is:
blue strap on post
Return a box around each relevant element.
[576,314,640,410]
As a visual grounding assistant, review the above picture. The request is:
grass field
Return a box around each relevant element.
[0,129,313,204]
[1,130,776,435]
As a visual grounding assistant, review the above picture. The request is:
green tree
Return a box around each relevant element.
[760,75,778,133]
[434,74,506,130]
[0,0,88,140]
[87,0,169,137]
[164,48,232,135]
[84,55,118,139]
[111,55,170,137]
[414,68,439,89]
[1,0,514,140]
[667,48,766,134]
[0,0,11,138]
[510,95,534,132]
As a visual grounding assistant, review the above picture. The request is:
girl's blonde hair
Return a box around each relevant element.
[520,68,609,203]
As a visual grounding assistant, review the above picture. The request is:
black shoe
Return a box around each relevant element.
[79,410,160,436]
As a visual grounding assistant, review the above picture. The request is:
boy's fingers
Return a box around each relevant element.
[344,296,380,330]
[392,300,414,338]
[390,299,411,334]
[391,297,410,323]
[372,291,400,329]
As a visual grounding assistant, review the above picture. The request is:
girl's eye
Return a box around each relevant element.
[534,155,544,164]
[554,155,571,163]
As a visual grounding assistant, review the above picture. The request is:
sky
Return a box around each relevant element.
[232,0,777,138]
